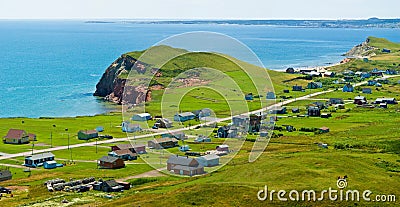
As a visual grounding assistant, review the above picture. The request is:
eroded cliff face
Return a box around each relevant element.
[93,54,151,105]
[344,38,378,58]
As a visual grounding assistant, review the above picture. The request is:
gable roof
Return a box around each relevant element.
[176,112,195,117]
[99,156,120,163]
[114,149,136,156]
[103,179,121,188]
[79,130,98,135]
[200,154,219,161]
[4,129,28,139]
[26,152,55,160]
[167,155,198,166]
[0,170,12,178]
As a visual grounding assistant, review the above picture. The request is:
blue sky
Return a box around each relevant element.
[0,0,398,20]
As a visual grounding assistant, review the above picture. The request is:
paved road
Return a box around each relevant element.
[0,75,397,161]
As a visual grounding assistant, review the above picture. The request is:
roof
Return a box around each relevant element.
[103,179,121,188]
[319,127,330,130]
[45,161,57,165]
[3,129,27,139]
[217,144,229,149]
[199,154,219,161]
[79,130,98,135]
[354,96,365,100]
[167,155,197,166]
[0,170,12,178]
[134,113,151,117]
[176,112,195,117]
[113,149,136,156]
[151,138,178,144]
[116,143,145,150]
[99,156,120,163]
[26,152,55,160]
[157,118,172,124]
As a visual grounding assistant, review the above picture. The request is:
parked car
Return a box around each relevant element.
[0,187,11,194]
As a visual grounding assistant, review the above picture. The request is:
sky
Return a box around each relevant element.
[0,0,399,20]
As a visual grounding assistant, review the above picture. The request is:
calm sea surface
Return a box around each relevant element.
[1,20,399,118]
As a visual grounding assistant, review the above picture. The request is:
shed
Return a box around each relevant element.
[196,154,220,167]
[266,92,276,99]
[216,145,229,152]
[148,138,178,149]
[44,161,58,169]
[179,145,190,152]
[154,118,173,128]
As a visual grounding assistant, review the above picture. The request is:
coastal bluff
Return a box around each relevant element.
[93,54,151,105]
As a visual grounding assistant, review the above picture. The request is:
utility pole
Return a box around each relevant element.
[96,138,98,153]
[50,132,52,148]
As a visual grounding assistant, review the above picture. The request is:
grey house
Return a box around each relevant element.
[196,154,220,167]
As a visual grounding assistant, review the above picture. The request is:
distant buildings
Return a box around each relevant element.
[270,106,287,114]
[148,138,179,149]
[154,118,173,128]
[0,170,12,182]
[354,96,367,105]
[342,84,354,92]
[121,121,142,133]
[374,98,397,104]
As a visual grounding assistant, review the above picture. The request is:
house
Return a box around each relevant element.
[131,113,152,121]
[24,152,55,168]
[292,85,303,91]
[307,106,321,117]
[374,98,397,104]
[307,82,323,89]
[286,67,295,74]
[148,138,178,149]
[0,170,12,182]
[382,48,391,53]
[312,102,326,110]
[174,112,195,122]
[385,69,397,75]
[367,80,377,86]
[194,135,211,143]
[291,108,300,113]
[319,127,330,133]
[362,88,372,94]
[179,145,190,152]
[111,143,146,154]
[270,106,287,114]
[78,130,98,140]
[283,89,290,93]
[371,71,383,76]
[323,71,335,78]
[329,98,344,105]
[354,96,367,105]
[193,108,212,118]
[167,155,204,176]
[361,72,371,79]
[95,180,124,192]
[3,129,30,144]
[216,145,229,152]
[108,149,137,160]
[342,84,354,92]
[375,83,382,87]
[217,125,238,138]
[43,161,60,169]
[162,131,186,140]
[196,154,220,167]
[266,92,276,99]
[98,156,125,169]
[121,121,141,133]
[245,93,253,101]
[154,118,172,128]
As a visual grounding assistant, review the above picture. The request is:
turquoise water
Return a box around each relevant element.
[1,20,399,118]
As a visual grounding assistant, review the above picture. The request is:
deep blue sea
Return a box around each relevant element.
[1,20,399,118]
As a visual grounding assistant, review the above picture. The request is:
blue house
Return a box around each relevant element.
[266,92,276,99]
[24,152,55,168]
[121,121,142,133]
[179,145,190,152]
[342,84,354,92]
[96,126,104,132]
[362,88,372,94]
[367,80,377,86]
[193,108,212,118]
[174,112,195,122]
[385,69,397,75]
[131,113,152,121]
[245,93,253,100]
[361,72,371,79]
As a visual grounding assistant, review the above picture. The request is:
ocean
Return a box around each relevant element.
[1,20,399,118]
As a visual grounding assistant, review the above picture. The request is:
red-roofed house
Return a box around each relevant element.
[3,129,30,144]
